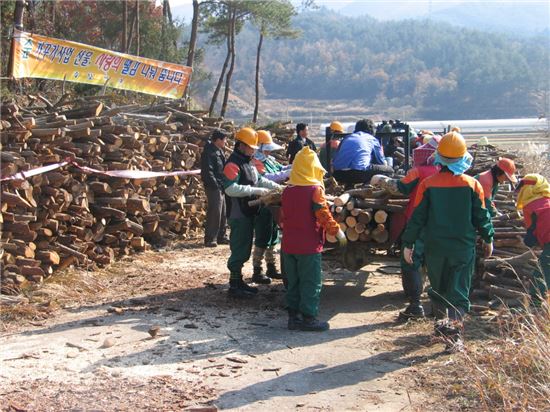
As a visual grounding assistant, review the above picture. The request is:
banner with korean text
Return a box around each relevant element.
[11,29,192,99]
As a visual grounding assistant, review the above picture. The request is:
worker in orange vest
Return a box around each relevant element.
[474,158,517,216]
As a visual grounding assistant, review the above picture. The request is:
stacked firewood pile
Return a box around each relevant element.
[0,97,235,294]
[470,187,538,312]
[326,187,408,244]
[468,143,522,176]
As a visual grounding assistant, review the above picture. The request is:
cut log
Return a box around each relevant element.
[345,216,357,228]
[371,224,389,243]
[35,250,61,265]
[333,193,350,207]
[374,210,388,224]
[345,227,360,242]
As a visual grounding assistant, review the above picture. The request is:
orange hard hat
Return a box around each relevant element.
[235,127,259,149]
[438,131,467,158]
[497,157,517,183]
[257,130,273,145]
[330,121,345,133]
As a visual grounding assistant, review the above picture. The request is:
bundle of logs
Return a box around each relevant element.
[326,187,408,245]
[470,186,538,312]
[0,96,238,294]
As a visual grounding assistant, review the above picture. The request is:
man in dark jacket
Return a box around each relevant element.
[200,129,228,247]
[287,123,317,163]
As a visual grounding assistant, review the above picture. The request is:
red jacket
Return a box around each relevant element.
[523,197,550,246]
[282,185,324,254]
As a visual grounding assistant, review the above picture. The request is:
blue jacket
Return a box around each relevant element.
[332,132,385,171]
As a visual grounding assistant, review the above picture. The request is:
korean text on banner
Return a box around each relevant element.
[11,29,192,99]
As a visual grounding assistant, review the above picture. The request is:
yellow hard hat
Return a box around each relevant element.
[438,131,467,158]
[330,121,345,133]
[257,130,273,145]
[257,129,283,151]
[235,127,259,149]
[478,136,489,146]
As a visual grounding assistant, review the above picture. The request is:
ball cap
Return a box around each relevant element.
[497,157,517,183]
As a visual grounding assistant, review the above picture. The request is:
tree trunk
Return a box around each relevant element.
[208,13,231,116]
[160,0,167,59]
[184,0,200,109]
[220,7,236,118]
[136,0,140,55]
[128,1,138,53]
[186,0,199,67]
[122,0,128,52]
[51,0,56,29]
[253,31,264,124]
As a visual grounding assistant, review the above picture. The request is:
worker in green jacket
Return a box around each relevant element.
[252,130,291,282]
[223,127,282,298]
[401,131,494,353]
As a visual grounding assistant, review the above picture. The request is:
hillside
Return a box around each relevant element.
[196,9,549,120]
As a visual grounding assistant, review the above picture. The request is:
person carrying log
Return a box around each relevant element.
[474,157,517,217]
[200,129,229,248]
[371,135,441,320]
[251,130,291,282]
[281,147,347,331]
[223,127,283,299]
[332,119,393,189]
[401,131,494,353]
[515,173,550,303]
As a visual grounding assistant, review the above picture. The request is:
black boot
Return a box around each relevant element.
[266,263,282,279]
[287,309,302,330]
[228,277,258,299]
[300,315,330,332]
[252,266,271,284]
[398,301,425,321]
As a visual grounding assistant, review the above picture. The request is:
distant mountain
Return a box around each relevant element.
[428,2,550,36]
[195,9,549,120]
[311,1,549,36]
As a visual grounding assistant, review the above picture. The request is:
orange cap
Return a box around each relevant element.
[497,157,517,183]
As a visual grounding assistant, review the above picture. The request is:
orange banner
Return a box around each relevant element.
[11,29,192,99]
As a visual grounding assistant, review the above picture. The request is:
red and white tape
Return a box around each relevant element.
[1,159,200,182]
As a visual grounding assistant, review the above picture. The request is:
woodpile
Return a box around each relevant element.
[470,186,537,312]
[325,187,408,245]
[1,96,235,294]
[468,144,522,176]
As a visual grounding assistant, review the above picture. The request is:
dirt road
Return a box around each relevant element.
[0,241,451,411]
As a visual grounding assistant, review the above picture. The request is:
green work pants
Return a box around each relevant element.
[254,207,279,249]
[425,250,475,313]
[531,243,550,300]
[227,216,255,277]
[283,252,322,317]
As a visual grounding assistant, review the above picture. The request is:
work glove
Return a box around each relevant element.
[252,187,271,197]
[482,241,493,258]
[403,246,414,265]
[370,174,391,186]
[335,229,348,248]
